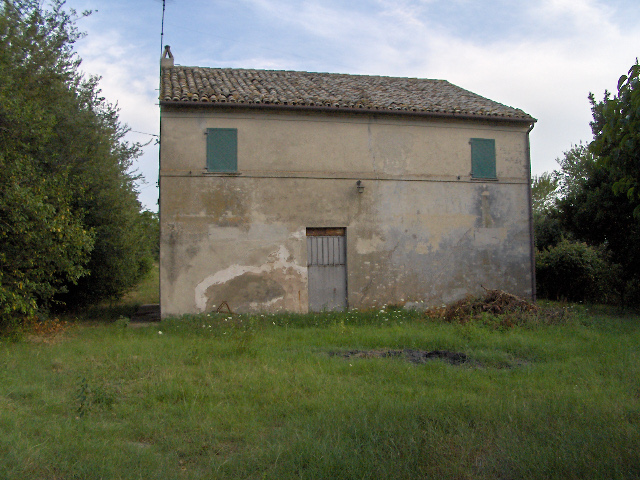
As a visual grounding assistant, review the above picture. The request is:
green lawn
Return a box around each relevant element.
[1,303,639,479]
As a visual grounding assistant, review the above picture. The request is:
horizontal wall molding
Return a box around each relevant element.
[159,169,528,184]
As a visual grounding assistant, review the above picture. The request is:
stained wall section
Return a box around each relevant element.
[160,108,533,317]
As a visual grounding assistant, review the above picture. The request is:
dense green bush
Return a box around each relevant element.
[533,213,564,251]
[536,239,620,303]
[0,1,154,328]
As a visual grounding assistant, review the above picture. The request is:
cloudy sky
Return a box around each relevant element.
[62,0,640,211]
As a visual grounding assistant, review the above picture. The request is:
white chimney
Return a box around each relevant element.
[161,45,174,68]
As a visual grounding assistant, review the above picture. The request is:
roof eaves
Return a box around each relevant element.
[159,100,537,124]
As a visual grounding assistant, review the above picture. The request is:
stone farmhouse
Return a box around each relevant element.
[158,48,536,317]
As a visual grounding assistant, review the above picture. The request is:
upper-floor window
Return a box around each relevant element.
[206,128,237,172]
[470,138,496,179]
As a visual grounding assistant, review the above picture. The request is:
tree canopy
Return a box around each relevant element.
[558,62,640,288]
[533,61,640,304]
[0,0,155,327]
[589,61,640,218]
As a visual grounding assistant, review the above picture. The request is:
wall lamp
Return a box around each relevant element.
[356,180,365,193]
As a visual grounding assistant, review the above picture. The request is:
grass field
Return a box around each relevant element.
[1,271,639,479]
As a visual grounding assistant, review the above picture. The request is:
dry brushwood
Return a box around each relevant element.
[442,288,537,322]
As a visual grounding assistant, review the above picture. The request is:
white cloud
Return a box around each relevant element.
[238,0,640,172]
[532,0,616,33]
[63,0,640,203]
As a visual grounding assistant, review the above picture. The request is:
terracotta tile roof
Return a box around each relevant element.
[160,66,534,121]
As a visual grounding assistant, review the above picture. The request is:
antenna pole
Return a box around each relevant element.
[160,0,166,55]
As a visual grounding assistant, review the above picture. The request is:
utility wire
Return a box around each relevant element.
[130,130,159,137]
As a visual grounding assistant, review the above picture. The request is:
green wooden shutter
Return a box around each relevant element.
[206,128,237,172]
[470,138,496,179]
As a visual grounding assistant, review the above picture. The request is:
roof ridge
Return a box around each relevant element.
[179,65,450,82]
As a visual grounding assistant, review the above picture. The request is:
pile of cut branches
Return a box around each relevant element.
[446,288,537,321]
[425,288,545,326]
[425,288,569,328]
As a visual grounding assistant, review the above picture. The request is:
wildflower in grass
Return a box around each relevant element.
[158,331,163,335]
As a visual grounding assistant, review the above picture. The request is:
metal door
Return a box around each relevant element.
[307,228,347,312]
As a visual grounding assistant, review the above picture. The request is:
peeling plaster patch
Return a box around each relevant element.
[290,228,306,240]
[356,235,385,254]
[194,245,305,312]
[206,273,285,312]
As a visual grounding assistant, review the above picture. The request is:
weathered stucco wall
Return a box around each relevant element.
[160,107,533,317]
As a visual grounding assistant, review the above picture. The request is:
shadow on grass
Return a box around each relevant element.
[63,263,159,323]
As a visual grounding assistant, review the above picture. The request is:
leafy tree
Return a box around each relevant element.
[557,157,640,303]
[140,210,160,261]
[533,214,564,252]
[553,62,640,305]
[0,0,92,324]
[52,84,153,307]
[555,143,596,201]
[531,171,563,251]
[0,0,153,326]
[531,172,559,216]
[533,145,627,303]
[0,155,93,322]
[589,61,640,218]
[533,62,640,305]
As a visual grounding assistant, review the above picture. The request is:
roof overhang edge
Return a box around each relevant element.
[158,101,537,125]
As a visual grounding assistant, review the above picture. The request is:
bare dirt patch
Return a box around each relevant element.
[331,349,468,365]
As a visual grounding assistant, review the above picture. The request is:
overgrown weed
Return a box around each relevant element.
[0,306,638,479]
